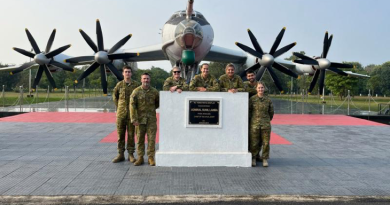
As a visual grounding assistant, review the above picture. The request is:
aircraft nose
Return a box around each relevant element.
[175,20,203,49]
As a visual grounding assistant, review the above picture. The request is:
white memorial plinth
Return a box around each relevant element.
[156,91,251,167]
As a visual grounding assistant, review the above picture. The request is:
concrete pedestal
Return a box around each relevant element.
[156,91,251,167]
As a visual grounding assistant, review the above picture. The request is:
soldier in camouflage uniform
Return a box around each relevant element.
[189,63,220,92]
[249,81,274,167]
[130,73,159,166]
[163,66,189,93]
[219,63,244,93]
[243,70,258,98]
[112,66,141,163]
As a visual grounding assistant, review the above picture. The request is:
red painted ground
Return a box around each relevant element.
[2,112,383,145]
[272,114,386,126]
[0,112,116,123]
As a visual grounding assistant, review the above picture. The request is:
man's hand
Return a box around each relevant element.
[198,87,207,92]
[169,86,177,92]
[228,89,237,93]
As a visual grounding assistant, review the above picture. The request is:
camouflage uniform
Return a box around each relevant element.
[113,80,140,154]
[218,74,244,92]
[163,76,189,91]
[249,95,274,159]
[189,74,220,91]
[244,81,258,98]
[130,86,159,158]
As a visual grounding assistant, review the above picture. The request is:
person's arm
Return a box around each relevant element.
[236,77,245,92]
[189,77,198,91]
[269,100,274,121]
[163,78,171,91]
[130,91,139,124]
[208,76,220,92]
[181,79,189,91]
[155,90,160,109]
[113,83,120,108]
[219,76,228,92]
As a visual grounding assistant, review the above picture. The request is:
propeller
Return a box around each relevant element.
[236,27,298,93]
[65,19,139,95]
[11,28,73,91]
[293,32,353,95]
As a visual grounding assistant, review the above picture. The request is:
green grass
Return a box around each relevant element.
[270,94,390,112]
[0,89,106,107]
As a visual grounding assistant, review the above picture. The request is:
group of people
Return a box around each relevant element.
[112,63,274,167]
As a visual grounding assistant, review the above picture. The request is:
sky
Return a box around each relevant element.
[1,0,389,72]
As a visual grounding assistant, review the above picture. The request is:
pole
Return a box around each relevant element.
[2,85,4,109]
[19,86,23,112]
[347,90,350,115]
[36,85,39,104]
[302,89,304,114]
[47,85,50,110]
[74,85,76,111]
[66,86,69,112]
[368,89,371,116]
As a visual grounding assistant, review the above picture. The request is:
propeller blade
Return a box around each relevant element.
[32,65,45,90]
[49,60,74,72]
[322,32,329,58]
[108,53,139,60]
[13,47,35,58]
[45,44,71,59]
[328,34,333,51]
[100,65,108,94]
[273,42,297,58]
[65,56,94,63]
[76,61,100,82]
[108,34,132,54]
[294,59,319,65]
[10,61,36,75]
[255,66,266,81]
[318,69,326,95]
[105,63,124,81]
[45,29,56,53]
[293,52,316,61]
[269,27,286,55]
[247,29,264,55]
[308,69,320,93]
[327,67,348,76]
[96,19,104,51]
[239,63,260,79]
[25,29,41,54]
[330,62,353,69]
[235,42,263,59]
[43,65,57,89]
[272,62,298,78]
[267,67,284,92]
[79,29,98,53]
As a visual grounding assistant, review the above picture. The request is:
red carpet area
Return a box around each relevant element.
[1,112,385,145]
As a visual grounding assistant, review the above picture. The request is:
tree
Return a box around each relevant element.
[0,63,21,91]
[325,62,362,99]
[367,61,390,96]
[208,62,226,79]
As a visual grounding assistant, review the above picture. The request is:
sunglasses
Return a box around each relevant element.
[173,71,181,74]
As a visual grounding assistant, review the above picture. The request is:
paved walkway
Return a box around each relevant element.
[0,113,389,202]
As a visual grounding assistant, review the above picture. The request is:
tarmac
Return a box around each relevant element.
[0,97,390,204]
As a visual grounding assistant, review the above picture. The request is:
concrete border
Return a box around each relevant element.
[1,195,390,204]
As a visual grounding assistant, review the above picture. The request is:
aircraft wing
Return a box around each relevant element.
[0,65,20,72]
[344,71,370,78]
[123,44,167,62]
[203,45,247,64]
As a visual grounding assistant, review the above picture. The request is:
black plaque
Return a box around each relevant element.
[188,100,220,125]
